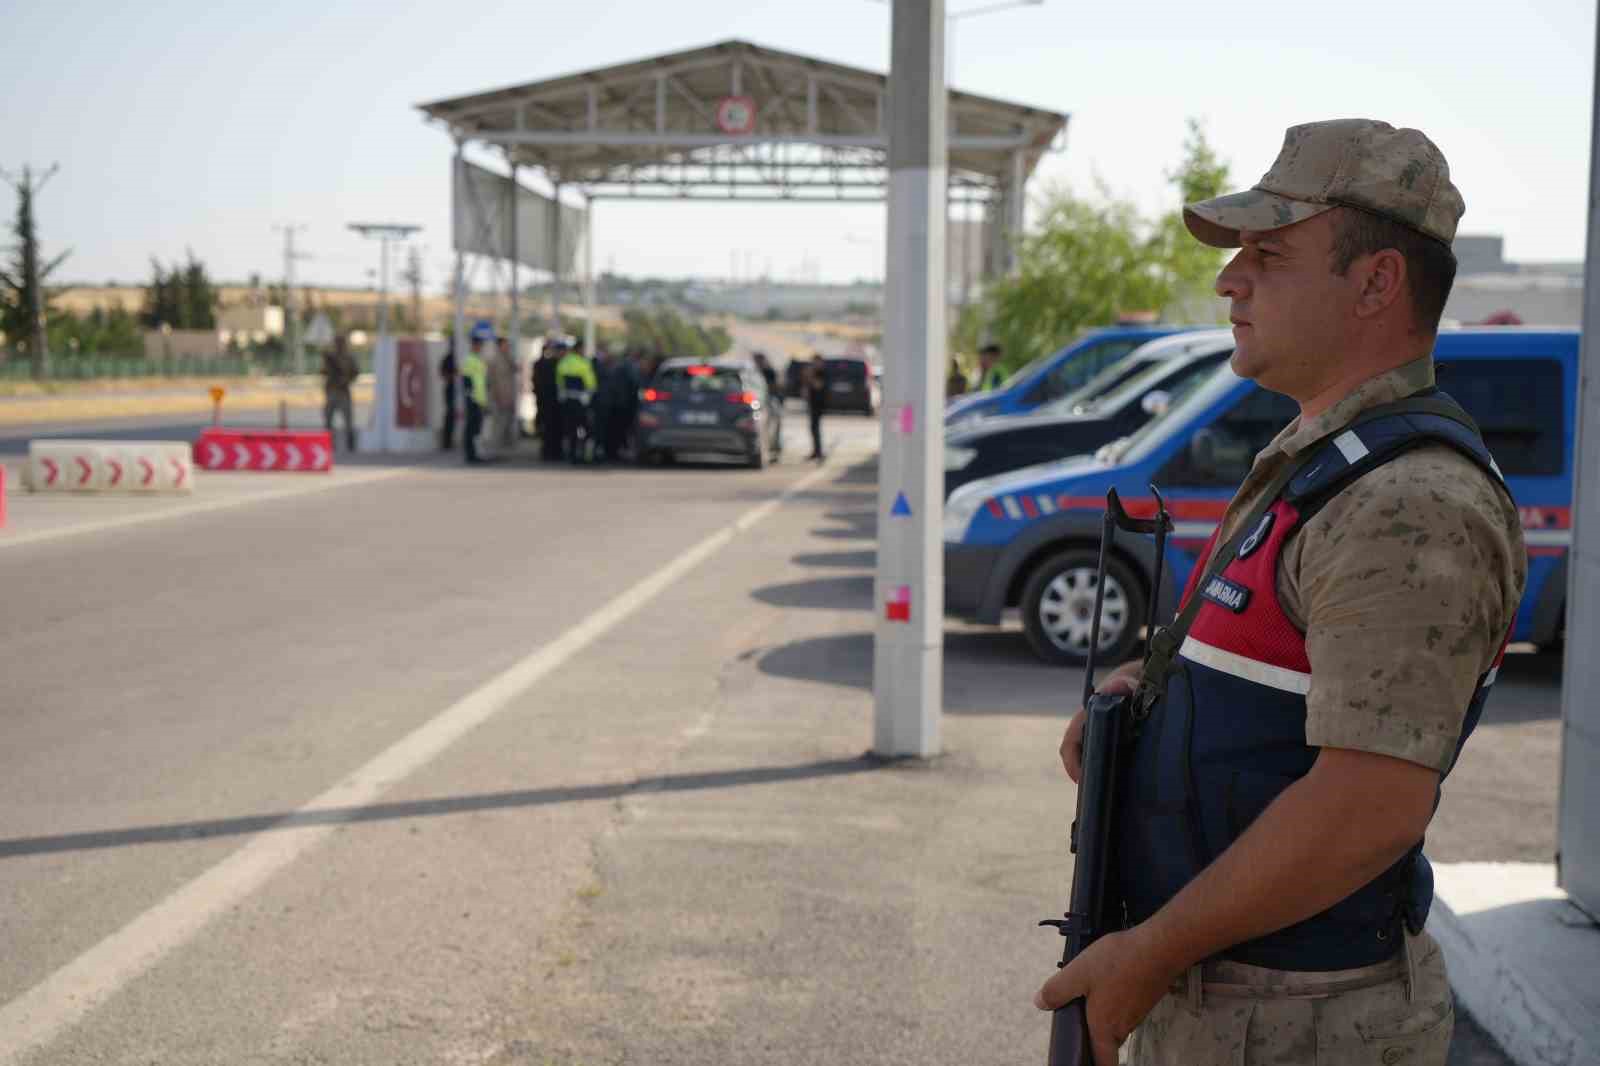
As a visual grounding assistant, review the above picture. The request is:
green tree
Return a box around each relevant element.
[143,252,218,329]
[0,165,70,377]
[970,118,1231,371]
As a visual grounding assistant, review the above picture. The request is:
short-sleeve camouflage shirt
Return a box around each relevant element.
[1201,358,1527,773]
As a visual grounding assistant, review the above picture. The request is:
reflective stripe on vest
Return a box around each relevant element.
[1118,402,1514,971]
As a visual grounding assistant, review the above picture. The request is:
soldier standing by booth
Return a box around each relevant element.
[438,342,458,451]
[1034,120,1525,1066]
[321,334,359,452]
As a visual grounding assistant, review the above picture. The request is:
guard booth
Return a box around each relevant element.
[415,38,1067,364]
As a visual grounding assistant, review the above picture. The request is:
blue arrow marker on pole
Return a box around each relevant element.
[891,491,913,517]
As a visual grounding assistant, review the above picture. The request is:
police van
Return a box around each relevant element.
[943,328,1578,665]
[944,325,1189,428]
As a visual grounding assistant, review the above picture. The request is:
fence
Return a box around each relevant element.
[0,352,373,382]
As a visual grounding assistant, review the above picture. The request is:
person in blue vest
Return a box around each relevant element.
[1034,121,1526,1066]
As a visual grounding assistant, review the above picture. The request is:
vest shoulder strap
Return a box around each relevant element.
[1284,390,1508,520]
[1137,391,1502,707]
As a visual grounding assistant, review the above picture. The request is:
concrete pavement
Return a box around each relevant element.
[0,408,1550,1064]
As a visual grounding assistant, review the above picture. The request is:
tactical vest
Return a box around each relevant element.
[1119,394,1513,971]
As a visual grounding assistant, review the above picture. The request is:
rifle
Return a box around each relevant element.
[1039,486,1171,1066]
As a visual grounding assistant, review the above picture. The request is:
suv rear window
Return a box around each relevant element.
[1436,359,1564,476]
[654,367,745,393]
[824,359,869,383]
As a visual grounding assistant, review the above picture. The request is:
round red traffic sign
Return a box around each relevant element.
[716,96,756,135]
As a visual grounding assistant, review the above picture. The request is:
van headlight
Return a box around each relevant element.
[944,486,986,542]
[944,445,978,471]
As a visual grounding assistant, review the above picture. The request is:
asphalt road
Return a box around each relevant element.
[0,403,1543,1065]
[0,405,365,458]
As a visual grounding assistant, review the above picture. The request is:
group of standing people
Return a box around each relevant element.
[531,340,644,463]
[438,329,650,466]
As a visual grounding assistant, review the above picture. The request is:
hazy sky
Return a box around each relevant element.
[2,0,1593,294]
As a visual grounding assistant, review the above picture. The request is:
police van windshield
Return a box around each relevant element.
[1099,363,1242,466]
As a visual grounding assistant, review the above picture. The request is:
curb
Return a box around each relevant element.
[1428,862,1600,1066]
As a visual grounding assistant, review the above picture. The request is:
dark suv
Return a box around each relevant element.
[637,358,783,468]
[821,356,879,415]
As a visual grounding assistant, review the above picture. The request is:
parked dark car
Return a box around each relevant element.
[637,358,782,468]
[821,356,880,415]
[944,331,1234,498]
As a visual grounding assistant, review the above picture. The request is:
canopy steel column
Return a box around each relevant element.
[584,196,596,357]
[873,0,947,758]
[548,180,562,336]
[509,162,521,358]
[451,142,468,384]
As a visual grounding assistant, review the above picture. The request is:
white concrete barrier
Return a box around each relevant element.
[24,441,193,494]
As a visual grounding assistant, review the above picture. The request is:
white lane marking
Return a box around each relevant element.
[0,455,842,1063]
[0,469,409,551]
[1333,430,1369,464]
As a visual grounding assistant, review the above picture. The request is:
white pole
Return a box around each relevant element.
[452,143,468,388]
[584,196,596,358]
[873,0,947,758]
[510,162,521,360]
[1556,5,1600,914]
[378,233,393,452]
[549,180,563,338]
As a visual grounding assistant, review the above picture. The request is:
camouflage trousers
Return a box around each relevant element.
[1129,931,1453,1066]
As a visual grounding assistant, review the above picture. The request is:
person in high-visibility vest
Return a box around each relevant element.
[555,345,598,463]
[977,343,1007,392]
[461,336,490,464]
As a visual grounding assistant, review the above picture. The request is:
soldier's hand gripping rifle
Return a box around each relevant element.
[1038,486,1172,1066]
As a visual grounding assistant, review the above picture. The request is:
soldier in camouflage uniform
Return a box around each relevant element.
[1035,120,1525,1065]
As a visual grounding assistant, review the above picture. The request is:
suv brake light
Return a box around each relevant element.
[642,388,671,403]
[726,391,759,406]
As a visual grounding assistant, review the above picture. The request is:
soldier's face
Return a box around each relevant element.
[1215,212,1361,399]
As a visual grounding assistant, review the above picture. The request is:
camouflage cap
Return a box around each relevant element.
[1184,119,1465,248]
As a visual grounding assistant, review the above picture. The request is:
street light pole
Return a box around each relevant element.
[349,222,422,452]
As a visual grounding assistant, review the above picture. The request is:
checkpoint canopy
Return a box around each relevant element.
[416,38,1069,353]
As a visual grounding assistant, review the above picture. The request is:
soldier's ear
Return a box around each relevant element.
[1354,248,1407,321]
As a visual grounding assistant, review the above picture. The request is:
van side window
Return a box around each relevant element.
[1154,388,1299,487]
[1029,339,1144,404]
[1435,359,1564,476]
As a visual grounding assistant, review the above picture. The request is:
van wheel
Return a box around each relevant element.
[1020,550,1146,667]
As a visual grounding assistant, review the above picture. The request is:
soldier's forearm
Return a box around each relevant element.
[1132,746,1438,977]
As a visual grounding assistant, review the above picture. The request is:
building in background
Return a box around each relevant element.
[1446,234,1583,326]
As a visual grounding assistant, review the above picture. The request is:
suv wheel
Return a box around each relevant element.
[1020,549,1146,667]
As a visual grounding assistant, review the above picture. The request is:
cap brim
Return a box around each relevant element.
[1183,189,1335,248]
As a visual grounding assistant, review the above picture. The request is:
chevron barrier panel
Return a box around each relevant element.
[193,429,333,473]
[24,440,194,494]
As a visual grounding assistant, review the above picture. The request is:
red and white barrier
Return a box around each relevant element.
[24,441,193,494]
[193,429,333,473]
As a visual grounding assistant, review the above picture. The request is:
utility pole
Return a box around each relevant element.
[349,222,422,453]
[0,164,66,380]
[275,224,308,375]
